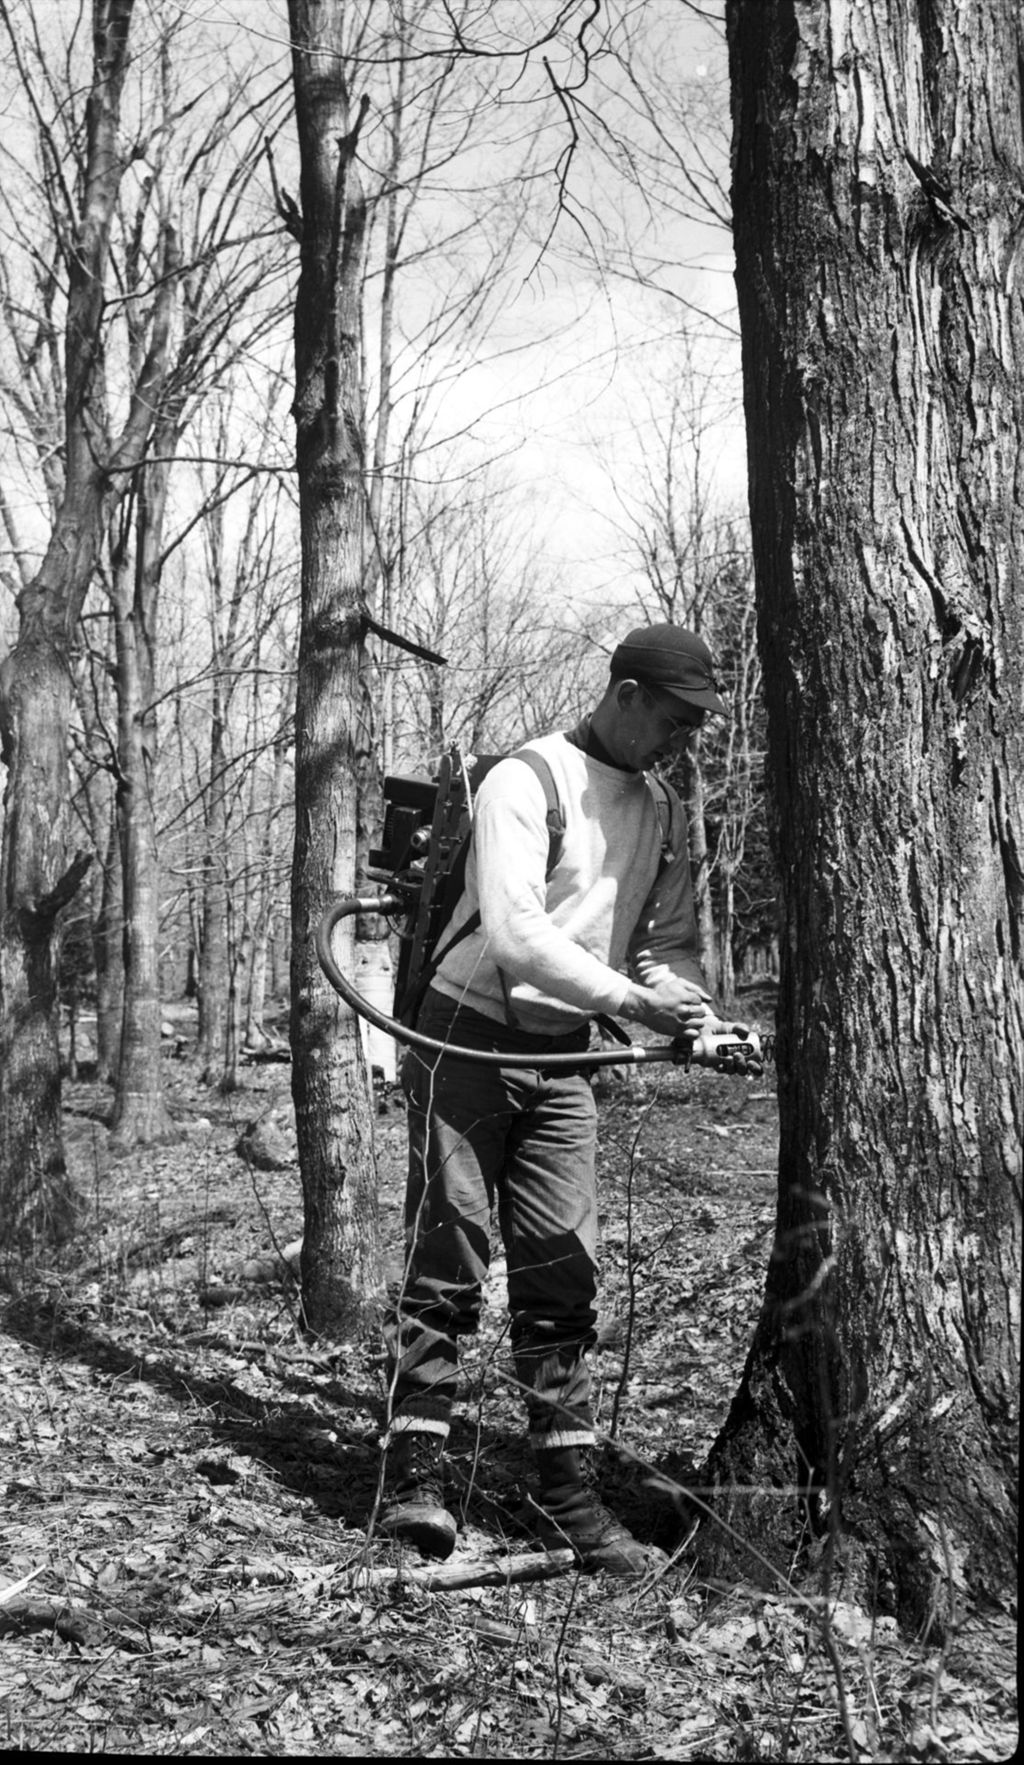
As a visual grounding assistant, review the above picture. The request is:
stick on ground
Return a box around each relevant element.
[346,1547,578,1592]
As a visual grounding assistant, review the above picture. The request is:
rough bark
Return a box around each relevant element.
[0,635,90,1250]
[701,0,1022,1630]
[287,0,382,1336]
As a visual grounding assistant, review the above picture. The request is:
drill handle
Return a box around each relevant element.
[676,1024,765,1074]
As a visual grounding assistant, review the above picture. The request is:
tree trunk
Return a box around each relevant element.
[681,749,719,994]
[717,865,736,1006]
[702,0,1022,1630]
[244,699,292,1047]
[108,442,180,1149]
[221,891,241,1095]
[109,557,176,1144]
[93,782,123,1085]
[0,629,89,1250]
[197,717,230,1088]
[244,920,270,1047]
[287,0,382,1336]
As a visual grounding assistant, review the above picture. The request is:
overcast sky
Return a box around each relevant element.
[381,2,745,614]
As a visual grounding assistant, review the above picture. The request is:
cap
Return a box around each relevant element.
[609,624,727,715]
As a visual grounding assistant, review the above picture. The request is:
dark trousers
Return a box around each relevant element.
[385,990,599,1449]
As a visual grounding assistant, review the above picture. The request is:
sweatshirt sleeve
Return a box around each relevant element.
[472,764,632,1015]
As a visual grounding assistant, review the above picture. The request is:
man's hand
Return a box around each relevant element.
[623,979,764,1074]
[622,975,713,1039]
[690,1021,763,1076]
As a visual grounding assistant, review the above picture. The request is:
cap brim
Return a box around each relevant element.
[658,681,728,716]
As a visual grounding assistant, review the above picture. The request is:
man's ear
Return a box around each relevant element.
[613,676,643,709]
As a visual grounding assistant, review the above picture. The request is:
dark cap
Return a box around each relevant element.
[609,624,727,715]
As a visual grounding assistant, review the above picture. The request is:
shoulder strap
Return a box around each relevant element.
[435,749,565,951]
[644,773,679,871]
[401,748,566,1023]
[507,749,566,874]
[491,750,565,1030]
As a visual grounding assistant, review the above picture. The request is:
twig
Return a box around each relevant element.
[610,1084,662,1437]
[345,1548,577,1592]
[550,1565,582,1759]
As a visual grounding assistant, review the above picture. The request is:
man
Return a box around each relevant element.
[377,624,749,1576]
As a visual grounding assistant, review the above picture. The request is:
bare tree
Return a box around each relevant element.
[381,460,586,770]
[0,0,179,1248]
[66,619,123,1081]
[188,420,297,1091]
[103,24,293,1140]
[278,0,616,1330]
[0,0,297,1185]
[703,0,1022,1624]
[285,0,383,1335]
[107,405,183,1146]
[146,386,298,1068]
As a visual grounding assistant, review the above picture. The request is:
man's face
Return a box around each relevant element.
[618,682,705,771]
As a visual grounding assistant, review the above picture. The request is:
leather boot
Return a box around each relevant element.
[534,1445,668,1578]
[378,1431,457,1560]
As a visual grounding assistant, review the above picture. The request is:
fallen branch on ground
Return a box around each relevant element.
[345,1547,579,1591]
[174,1548,580,1616]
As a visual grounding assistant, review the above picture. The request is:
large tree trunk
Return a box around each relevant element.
[0,628,91,1250]
[702,0,1022,1629]
[287,0,382,1336]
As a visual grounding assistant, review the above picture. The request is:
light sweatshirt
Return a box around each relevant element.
[431,730,707,1036]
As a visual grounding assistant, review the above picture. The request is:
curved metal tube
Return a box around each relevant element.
[315,894,684,1071]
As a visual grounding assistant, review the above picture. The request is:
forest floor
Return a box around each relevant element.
[0,1006,1016,1761]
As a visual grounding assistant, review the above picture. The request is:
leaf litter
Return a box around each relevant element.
[0,1044,1016,1759]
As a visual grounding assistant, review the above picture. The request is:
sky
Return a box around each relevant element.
[460,268,746,600]
[390,3,747,613]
